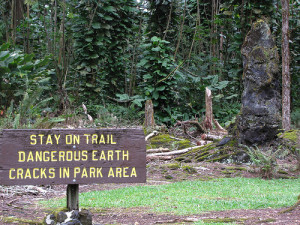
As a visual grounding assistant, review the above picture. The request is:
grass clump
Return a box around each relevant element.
[2,217,43,225]
[182,165,197,174]
[41,178,300,215]
[165,163,180,170]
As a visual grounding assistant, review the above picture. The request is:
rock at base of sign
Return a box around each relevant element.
[44,209,92,225]
[79,209,93,225]
[57,211,68,222]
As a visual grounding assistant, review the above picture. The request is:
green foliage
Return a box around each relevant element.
[0,0,299,128]
[0,43,51,108]
[138,36,179,123]
[0,92,63,129]
[291,108,300,128]
[240,145,284,179]
[71,0,137,103]
[90,103,144,127]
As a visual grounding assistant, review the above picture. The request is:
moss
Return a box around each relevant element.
[175,156,185,162]
[196,152,214,162]
[177,139,193,149]
[202,217,248,223]
[225,166,247,171]
[221,170,236,174]
[165,174,173,180]
[182,165,197,174]
[3,217,43,225]
[181,143,214,157]
[165,163,180,170]
[226,139,238,147]
[183,159,192,163]
[206,153,234,162]
[278,169,288,174]
[259,218,276,223]
[279,130,299,143]
[147,134,193,150]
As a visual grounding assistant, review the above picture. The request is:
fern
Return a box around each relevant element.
[13,114,20,129]
[239,144,280,179]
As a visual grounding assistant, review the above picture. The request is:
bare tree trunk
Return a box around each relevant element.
[11,0,16,45]
[210,0,219,75]
[281,0,291,130]
[163,1,173,40]
[25,3,30,53]
[129,11,143,96]
[205,87,213,130]
[188,0,201,65]
[174,0,186,60]
[145,100,155,128]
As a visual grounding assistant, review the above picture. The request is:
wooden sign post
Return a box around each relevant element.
[0,128,146,210]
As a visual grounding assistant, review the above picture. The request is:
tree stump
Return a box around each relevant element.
[145,100,155,128]
[204,87,213,130]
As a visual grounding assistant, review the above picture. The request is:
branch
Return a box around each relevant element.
[156,59,186,85]
[145,131,159,141]
[147,146,200,157]
[176,120,206,133]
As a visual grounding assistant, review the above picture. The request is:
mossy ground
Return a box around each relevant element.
[147,134,193,150]
[278,129,299,147]
[1,217,43,225]
[175,141,239,164]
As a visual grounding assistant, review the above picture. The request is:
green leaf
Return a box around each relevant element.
[103,6,116,12]
[132,99,143,107]
[85,37,93,42]
[91,53,99,59]
[152,47,161,52]
[151,36,160,42]
[153,91,159,100]
[102,24,111,29]
[143,74,152,79]
[86,83,95,87]
[0,43,10,51]
[116,94,130,101]
[215,80,229,90]
[104,15,113,21]
[92,23,101,29]
[0,51,10,60]
[137,58,148,67]
[156,86,165,91]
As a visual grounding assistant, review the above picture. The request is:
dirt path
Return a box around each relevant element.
[1,162,299,224]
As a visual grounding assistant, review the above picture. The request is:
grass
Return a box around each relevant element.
[41,177,300,215]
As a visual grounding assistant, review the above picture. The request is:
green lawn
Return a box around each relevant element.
[42,177,300,215]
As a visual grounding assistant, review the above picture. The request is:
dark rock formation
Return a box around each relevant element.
[79,209,93,225]
[44,209,93,225]
[238,20,281,145]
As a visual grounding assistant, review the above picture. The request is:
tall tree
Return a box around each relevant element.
[281,0,291,130]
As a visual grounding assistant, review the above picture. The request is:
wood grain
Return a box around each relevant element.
[0,129,146,185]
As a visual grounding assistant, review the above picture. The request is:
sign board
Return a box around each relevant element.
[0,129,146,185]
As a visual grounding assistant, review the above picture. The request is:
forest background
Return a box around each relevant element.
[0,0,299,129]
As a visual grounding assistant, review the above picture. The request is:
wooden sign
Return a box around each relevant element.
[0,129,146,185]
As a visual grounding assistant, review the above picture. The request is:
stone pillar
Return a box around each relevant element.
[238,20,281,145]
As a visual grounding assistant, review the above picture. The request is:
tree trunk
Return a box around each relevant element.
[174,0,186,60]
[205,87,213,130]
[145,100,155,128]
[281,0,291,131]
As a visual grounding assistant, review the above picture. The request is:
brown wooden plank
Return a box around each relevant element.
[0,129,146,185]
